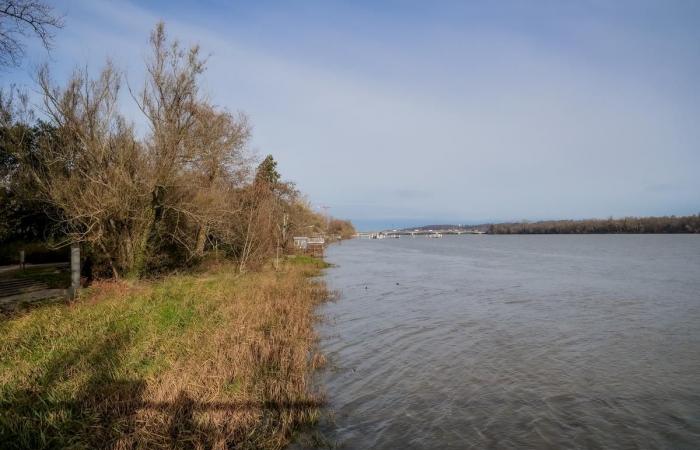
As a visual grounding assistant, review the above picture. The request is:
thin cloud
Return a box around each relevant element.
[7,0,699,230]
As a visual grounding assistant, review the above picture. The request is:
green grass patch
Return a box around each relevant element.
[286,254,331,269]
[0,260,328,449]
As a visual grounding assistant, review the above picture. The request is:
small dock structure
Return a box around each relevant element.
[293,236,326,257]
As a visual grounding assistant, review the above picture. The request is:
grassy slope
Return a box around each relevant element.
[0,258,329,449]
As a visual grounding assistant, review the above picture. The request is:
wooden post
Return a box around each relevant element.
[19,250,25,270]
[275,213,289,270]
[68,243,80,300]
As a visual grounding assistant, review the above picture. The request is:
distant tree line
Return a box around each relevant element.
[0,22,353,276]
[488,215,700,234]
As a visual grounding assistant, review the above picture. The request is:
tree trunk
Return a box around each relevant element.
[195,224,207,257]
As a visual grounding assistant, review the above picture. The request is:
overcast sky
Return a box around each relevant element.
[6,0,700,230]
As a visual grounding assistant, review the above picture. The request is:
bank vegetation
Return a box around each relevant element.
[0,17,353,450]
[1,22,353,273]
[488,215,700,234]
[0,259,330,449]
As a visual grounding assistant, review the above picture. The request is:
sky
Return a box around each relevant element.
[5,0,700,230]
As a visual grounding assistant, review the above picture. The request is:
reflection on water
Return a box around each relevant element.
[315,235,700,449]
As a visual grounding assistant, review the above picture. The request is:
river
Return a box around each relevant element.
[315,235,700,449]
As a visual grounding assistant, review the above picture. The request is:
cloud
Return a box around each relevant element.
[7,0,700,229]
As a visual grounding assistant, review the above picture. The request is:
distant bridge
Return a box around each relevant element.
[355,229,485,239]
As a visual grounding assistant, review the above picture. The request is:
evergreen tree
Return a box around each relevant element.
[255,154,280,187]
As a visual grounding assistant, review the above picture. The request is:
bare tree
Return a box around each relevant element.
[186,104,250,257]
[0,0,63,67]
[162,104,251,260]
[29,63,151,278]
[129,22,206,269]
[4,21,345,279]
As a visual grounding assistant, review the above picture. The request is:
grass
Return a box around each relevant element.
[0,265,71,289]
[287,255,332,270]
[0,259,330,449]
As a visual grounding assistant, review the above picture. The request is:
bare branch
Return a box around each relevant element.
[0,0,64,67]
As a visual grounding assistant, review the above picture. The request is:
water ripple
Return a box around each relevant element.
[313,235,700,449]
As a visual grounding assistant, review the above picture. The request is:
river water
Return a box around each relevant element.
[316,235,700,449]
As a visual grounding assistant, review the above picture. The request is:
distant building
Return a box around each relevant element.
[294,236,326,256]
[293,237,309,249]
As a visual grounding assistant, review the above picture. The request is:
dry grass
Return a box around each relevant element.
[0,258,329,449]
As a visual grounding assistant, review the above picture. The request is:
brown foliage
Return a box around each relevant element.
[33,62,151,278]
[1,22,346,278]
[328,218,356,239]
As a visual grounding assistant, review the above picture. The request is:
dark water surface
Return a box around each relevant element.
[316,235,700,449]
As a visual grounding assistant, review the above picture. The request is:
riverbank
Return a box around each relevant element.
[0,257,329,449]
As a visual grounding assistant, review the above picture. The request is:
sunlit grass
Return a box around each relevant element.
[287,255,332,270]
[0,260,329,449]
